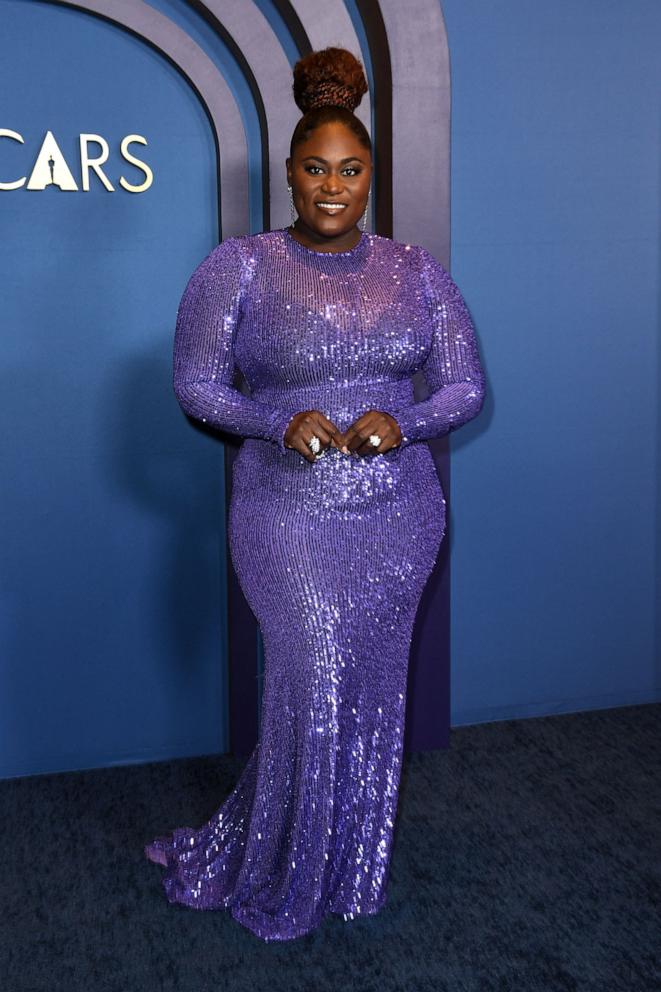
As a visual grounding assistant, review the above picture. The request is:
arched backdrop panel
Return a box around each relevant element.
[1,0,228,778]
[0,0,451,778]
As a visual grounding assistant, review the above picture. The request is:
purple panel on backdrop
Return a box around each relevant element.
[374,0,452,749]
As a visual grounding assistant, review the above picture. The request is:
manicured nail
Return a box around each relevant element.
[341,445,349,454]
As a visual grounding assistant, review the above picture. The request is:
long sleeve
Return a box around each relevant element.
[172,238,294,454]
[388,246,486,447]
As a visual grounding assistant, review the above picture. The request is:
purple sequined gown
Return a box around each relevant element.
[144,227,485,941]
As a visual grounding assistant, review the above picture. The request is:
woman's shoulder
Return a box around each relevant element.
[190,232,267,276]
[367,234,452,288]
[364,232,448,271]
[202,230,284,264]
[379,234,447,267]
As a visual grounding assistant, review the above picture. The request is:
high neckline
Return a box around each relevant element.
[282,226,367,258]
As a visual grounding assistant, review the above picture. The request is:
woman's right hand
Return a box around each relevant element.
[284,410,347,463]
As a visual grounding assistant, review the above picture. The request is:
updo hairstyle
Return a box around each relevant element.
[290,47,372,158]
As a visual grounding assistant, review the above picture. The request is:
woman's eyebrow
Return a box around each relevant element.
[301,155,365,164]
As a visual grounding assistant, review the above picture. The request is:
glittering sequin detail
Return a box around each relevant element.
[144,228,486,941]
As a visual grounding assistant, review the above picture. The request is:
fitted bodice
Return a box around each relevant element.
[171,225,485,459]
[232,228,431,432]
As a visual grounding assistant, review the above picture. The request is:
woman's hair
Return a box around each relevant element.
[290,47,372,158]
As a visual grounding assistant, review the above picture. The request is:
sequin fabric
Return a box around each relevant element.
[144,227,486,941]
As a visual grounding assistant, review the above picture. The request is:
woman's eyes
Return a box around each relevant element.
[304,165,361,176]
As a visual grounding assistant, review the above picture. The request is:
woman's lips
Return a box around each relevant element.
[315,202,348,214]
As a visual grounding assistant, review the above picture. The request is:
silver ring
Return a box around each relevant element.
[368,434,382,448]
[307,435,321,454]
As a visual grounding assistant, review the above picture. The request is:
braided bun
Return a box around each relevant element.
[292,47,368,115]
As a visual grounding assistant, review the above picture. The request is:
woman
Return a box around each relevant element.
[145,47,486,941]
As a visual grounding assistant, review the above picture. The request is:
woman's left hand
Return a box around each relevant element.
[340,410,402,455]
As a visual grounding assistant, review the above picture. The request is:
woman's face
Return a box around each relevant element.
[286,121,372,244]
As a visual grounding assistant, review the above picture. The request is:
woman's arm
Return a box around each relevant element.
[172,238,293,453]
[387,246,486,447]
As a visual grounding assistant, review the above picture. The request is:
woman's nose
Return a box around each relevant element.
[322,175,343,194]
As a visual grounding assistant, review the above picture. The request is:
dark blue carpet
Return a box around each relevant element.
[2,703,659,991]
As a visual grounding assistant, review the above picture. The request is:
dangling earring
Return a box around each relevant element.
[287,184,296,227]
[361,188,371,232]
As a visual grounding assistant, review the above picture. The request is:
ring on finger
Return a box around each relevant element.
[307,434,325,460]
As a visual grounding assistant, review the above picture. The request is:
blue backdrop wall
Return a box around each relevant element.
[441,0,660,725]
[1,0,659,779]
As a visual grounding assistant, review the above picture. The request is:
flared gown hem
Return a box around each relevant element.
[144,840,388,941]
